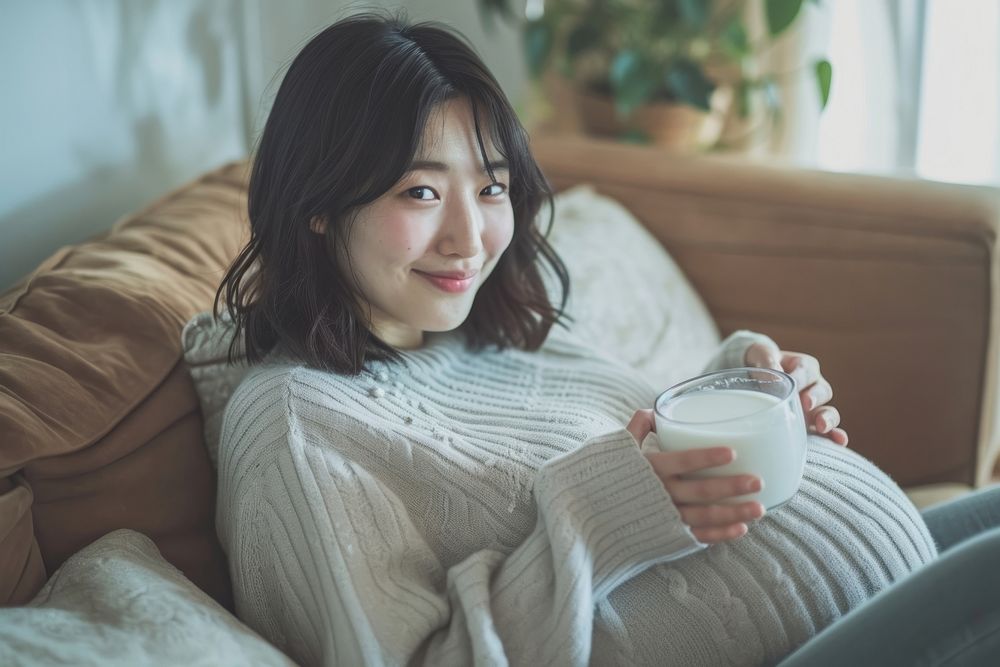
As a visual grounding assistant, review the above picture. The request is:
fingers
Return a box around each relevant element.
[665,474,762,504]
[645,448,767,546]
[646,450,763,504]
[828,427,849,447]
[801,379,833,411]
[680,501,765,528]
[783,353,820,389]
[645,447,735,478]
[625,409,655,446]
[744,342,782,370]
[691,523,749,544]
[806,406,848,447]
[808,406,841,434]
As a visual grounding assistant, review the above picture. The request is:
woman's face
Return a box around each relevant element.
[328,97,515,349]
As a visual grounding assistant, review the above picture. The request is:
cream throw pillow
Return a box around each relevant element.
[183,309,247,468]
[183,184,721,466]
[0,529,293,667]
[544,184,720,386]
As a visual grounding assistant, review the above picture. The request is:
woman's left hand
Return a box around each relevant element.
[744,343,849,447]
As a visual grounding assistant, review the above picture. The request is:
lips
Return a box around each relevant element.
[413,268,480,294]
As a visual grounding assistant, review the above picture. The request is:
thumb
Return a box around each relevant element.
[625,409,655,446]
[744,342,782,369]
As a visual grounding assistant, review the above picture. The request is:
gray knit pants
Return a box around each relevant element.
[777,484,1000,667]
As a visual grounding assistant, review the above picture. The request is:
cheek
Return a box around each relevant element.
[377,213,431,263]
[484,210,515,256]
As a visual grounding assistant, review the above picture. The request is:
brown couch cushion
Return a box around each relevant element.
[0,475,45,605]
[0,161,249,607]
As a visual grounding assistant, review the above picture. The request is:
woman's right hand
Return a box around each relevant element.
[644,447,766,544]
[626,409,765,544]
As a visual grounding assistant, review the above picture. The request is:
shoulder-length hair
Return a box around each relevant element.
[216,12,570,375]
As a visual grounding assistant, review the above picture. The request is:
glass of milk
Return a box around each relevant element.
[653,368,807,510]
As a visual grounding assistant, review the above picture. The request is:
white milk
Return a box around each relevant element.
[654,389,807,509]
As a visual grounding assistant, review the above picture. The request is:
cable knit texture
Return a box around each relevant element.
[216,328,938,667]
[0,530,293,667]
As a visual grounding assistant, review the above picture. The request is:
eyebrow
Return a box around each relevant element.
[405,159,510,174]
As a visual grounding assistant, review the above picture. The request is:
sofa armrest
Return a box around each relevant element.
[533,134,1000,489]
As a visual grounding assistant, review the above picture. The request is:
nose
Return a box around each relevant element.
[437,191,485,259]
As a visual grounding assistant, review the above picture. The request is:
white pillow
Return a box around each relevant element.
[0,529,293,667]
[544,184,720,388]
[182,184,721,466]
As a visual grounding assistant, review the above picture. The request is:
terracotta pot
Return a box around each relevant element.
[574,87,732,152]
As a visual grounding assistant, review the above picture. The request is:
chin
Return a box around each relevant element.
[415,303,475,333]
[420,316,470,333]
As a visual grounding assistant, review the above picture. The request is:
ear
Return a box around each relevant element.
[309,215,328,235]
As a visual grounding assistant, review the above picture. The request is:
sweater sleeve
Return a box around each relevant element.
[216,374,705,667]
[700,329,780,373]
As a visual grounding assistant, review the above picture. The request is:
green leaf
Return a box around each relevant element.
[619,128,651,144]
[664,59,715,111]
[479,0,513,19]
[814,58,832,109]
[558,57,575,80]
[651,2,681,33]
[610,51,656,117]
[720,18,750,58]
[523,20,553,79]
[765,0,805,37]
[477,0,513,31]
[566,21,602,59]
[677,0,710,29]
[737,80,753,118]
[610,50,641,88]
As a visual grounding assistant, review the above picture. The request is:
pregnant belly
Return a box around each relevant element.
[594,437,939,667]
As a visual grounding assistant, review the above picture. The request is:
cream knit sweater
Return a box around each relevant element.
[216,329,937,666]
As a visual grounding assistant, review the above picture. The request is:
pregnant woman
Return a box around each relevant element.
[213,13,1000,666]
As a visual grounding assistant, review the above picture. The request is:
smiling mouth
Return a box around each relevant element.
[413,269,479,293]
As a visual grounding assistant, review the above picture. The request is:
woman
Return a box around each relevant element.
[213,13,999,667]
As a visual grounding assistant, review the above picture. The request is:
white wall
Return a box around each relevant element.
[0,0,527,291]
[0,1,251,290]
[247,0,528,144]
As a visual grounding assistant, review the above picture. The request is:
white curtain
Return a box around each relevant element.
[914,0,1000,184]
[814,0,1000,186]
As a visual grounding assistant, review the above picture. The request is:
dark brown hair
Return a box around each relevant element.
[216,12,570,374]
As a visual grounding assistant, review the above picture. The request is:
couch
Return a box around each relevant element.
[2,134,998,628]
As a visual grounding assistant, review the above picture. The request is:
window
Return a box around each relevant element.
[815,0,1000,185]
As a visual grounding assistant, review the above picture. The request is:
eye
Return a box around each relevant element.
[481,182,508,197]
[407,186,437,201]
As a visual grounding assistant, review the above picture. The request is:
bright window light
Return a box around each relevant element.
[915,0,1000,185]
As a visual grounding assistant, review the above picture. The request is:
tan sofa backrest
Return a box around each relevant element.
[533,135,1000,489]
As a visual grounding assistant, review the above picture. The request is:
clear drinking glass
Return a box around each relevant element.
[653,367,808,510]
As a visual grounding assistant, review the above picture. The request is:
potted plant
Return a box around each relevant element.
[479,0,832,152]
